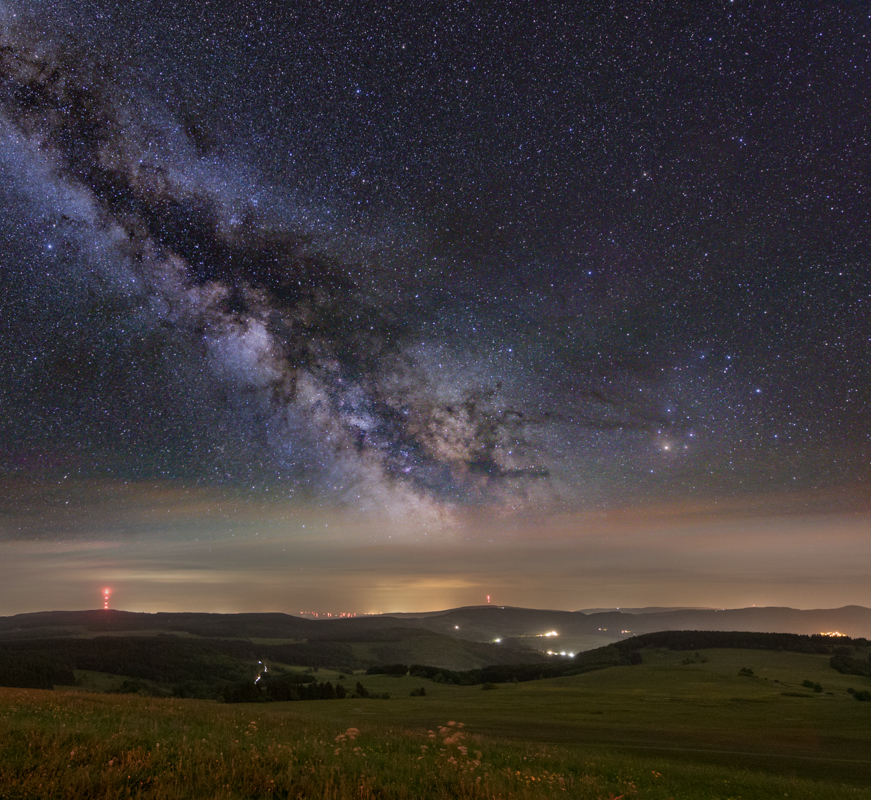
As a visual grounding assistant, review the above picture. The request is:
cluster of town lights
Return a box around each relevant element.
[298,611,357,618]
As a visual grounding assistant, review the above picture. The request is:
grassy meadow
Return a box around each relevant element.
[1,646,870,798]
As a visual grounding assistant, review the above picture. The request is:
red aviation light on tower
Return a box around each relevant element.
[103,588,110,610]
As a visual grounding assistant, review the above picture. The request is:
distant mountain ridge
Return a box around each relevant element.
[578,607,715,615]
[2,604,870,650]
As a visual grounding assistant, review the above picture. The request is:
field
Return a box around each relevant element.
[2,646,871,798]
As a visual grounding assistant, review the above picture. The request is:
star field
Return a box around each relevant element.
[0,1,869,612]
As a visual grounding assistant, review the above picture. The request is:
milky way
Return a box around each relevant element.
[0,40,565,513]
[1,0,869,529]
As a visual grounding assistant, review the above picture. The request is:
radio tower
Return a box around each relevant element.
[103,588,110,610]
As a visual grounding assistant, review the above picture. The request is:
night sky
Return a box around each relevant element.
[1,1,869,615]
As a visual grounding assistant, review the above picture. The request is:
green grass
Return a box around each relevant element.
[268,649,871,783]
[2,646,871,798]
[72,671,134,693]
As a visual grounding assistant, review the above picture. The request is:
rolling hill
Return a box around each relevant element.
[2,604,870,650]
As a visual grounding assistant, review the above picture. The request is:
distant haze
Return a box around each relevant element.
[1,486,869,615]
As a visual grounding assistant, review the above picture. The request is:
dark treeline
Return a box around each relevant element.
[364,646,636,686]
[366,663,409,676]
[0,636,364,694]
[612,630,870,655]
[406,662,587,686]
[0,637,258,687]
[225,675,374,704]
[0,653,76,690]
[831,653,871,677]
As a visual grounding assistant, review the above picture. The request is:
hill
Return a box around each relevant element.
[2,604,871,655]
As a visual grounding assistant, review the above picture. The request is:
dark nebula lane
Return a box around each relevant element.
[0,36,556,512]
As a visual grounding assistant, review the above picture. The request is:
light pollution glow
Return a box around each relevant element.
[0,480,868,616]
